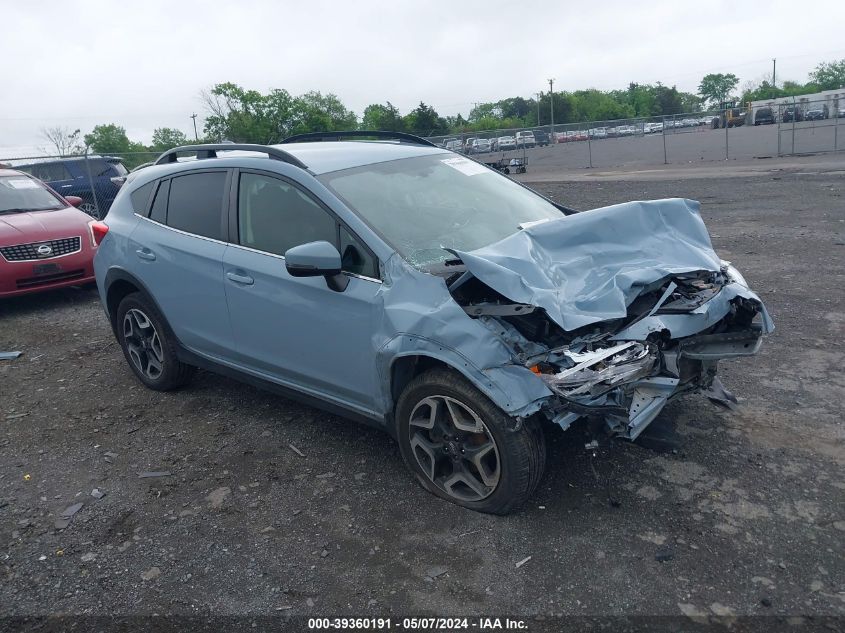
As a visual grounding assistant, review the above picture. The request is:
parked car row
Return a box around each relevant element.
[436,129,552,154]
[13,156,127,219]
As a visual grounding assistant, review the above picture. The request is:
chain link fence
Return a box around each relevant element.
[2,99,842,204]
[426,97,843,171]
[0,151,159,219]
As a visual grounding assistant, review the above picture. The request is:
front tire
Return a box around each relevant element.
[116,292,195,390]
[395,368,546,515]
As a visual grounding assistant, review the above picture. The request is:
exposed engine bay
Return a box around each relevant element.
[446,260,770,440]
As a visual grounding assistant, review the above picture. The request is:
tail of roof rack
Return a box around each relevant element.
[154,144,307,169]
[280,130,437,147]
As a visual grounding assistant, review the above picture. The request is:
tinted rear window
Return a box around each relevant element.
[19,162,72,182]
[166,172,226,240]
[130,182,155,215]
[149,180,169,223]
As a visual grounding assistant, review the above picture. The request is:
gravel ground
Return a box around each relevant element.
[1,165,844,627]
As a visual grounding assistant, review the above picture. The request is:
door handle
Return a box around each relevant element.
[60,185,72,189]
[226,270,254,285]
[135,248,156,261]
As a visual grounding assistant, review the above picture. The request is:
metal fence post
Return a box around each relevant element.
[791,96,796,154]
[724,108,729,160]
[83,150,100,219]
[662,116,667,164]
[587,128,592,168]
[777,103,782,157]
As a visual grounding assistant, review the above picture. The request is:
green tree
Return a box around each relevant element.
[537,91,575,125]
[808,59,845,91]
[83,123,147,154]
[202,82,299,143]
[497,96,531,119]
[698,73,739,106]
[468,102,498,122]
[361,102,405,131]
[570,89,632,122]
[291,91,357,134]
[404,102,447,135]
[150,127,189,152]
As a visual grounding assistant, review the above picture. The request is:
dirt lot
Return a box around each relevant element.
[1,162,844,627]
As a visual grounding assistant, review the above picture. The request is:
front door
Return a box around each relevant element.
[222,171,382,417]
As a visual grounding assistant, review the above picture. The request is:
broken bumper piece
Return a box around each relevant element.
[543,325,765,440]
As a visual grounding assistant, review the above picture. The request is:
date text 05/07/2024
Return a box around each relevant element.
[307,617,528,630]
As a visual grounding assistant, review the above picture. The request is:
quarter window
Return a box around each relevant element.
[166,172,226,240]
[130,182,155,215]
[149,179,169,223]
[339,225,378,279]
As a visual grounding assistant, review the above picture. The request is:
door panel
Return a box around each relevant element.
[129,219,235,360]
[223,245,380,414]
[223,170,382,415]
[126,169,235,361]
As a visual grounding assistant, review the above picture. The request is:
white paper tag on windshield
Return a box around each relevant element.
[5,178,40,189]
[441,157,488,176]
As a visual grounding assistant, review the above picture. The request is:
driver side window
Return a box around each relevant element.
[238,173,335,256]
[237,173,379,279]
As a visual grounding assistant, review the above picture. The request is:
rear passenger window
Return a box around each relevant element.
[25,163,71,182]
[130,182,155,215]
[166,172,226,240]
[149,180,169,223]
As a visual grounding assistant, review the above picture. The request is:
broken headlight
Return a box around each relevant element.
[721,261,748,288]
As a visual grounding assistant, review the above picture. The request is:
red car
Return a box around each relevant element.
[0,168,102,298]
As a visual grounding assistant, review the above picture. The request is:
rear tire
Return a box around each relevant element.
[116,292,195,391]
[395,368,546,515]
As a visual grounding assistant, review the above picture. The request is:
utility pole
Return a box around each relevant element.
[190,113,199,141]
[535,93,542,125]
[548,79,555,139]
[771,58,777,100]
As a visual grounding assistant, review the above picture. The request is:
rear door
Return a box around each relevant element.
[222,170,382,416]
[128,169,237,361]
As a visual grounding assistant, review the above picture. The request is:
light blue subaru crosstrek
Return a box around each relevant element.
[93,131,773,514]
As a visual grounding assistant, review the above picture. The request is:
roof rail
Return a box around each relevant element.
[154,144,307,169]
[280,130,437,147]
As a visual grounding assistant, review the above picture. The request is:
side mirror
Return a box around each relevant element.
[65,195,83,208]
[285,241,348,292]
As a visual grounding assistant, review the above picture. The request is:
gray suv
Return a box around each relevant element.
[93,132,773,514]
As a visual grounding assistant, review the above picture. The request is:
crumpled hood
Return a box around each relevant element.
[450,198,741,332]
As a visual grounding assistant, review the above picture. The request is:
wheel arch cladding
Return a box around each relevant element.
[374,255,553,421]
[104,269,173,338]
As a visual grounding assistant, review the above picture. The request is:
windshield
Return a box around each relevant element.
[319,154,564,268]
[0,175,64,213]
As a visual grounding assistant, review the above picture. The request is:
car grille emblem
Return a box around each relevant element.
[36,244,53,257]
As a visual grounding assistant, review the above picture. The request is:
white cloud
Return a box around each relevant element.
[2,0,843,153]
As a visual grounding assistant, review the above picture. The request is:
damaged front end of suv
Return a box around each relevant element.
[438,198,773,441]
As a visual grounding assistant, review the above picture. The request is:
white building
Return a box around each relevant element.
[749,87,843,117]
